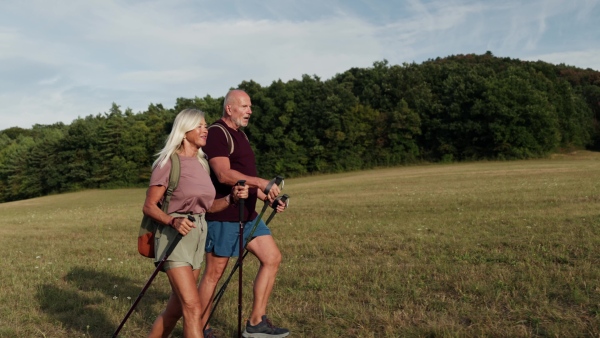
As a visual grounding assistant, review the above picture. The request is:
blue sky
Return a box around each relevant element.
[1,0,599,131]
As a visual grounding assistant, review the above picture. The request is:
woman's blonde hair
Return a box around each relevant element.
[153,108,209,173]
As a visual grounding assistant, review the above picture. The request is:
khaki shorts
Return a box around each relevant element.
[154,212,206,271]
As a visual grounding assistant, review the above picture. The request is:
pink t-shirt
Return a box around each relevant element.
[149,155,216,214]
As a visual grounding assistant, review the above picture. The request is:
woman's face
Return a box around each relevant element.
[184,118,208,148]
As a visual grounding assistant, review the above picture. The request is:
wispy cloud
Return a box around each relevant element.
[38,76,62,86]
[523,49,600,70]
[0,0,598,130]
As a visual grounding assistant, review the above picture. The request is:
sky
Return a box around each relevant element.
[1,0,599,131]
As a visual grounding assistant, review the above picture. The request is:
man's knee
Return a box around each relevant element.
[248,236,282,267]
[204,269,226,284]
[260,247,282,268]
[204,257,229,283]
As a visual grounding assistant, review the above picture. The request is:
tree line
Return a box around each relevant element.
[1,52,599,203]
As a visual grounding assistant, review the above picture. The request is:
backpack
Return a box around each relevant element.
[208,122,248,155]
[137,153,181,258]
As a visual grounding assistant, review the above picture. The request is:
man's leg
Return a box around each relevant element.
[245,234,282,325]
[198,252,231,330]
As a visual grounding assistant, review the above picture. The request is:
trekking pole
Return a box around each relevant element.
[112,215,194,338]
[236,180,246,338]
[249,176,284,235]
[203,194,289,332]
[244,194,289,246]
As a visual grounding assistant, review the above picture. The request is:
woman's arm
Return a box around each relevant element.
[207,184,249,213]
[142,185,195,235]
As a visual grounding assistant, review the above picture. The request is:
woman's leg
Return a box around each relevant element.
[147,290,181,338]
[148,267,201,338]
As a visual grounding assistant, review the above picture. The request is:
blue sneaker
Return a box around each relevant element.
[242,315,289,337]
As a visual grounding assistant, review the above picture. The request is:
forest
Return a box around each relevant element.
[1,52,599,203]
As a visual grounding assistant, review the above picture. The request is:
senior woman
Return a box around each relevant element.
[143,109,247,338]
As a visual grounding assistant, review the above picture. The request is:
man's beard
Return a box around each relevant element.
[234,116,248,128]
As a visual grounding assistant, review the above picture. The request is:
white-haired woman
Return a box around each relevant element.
[143,109,247,338]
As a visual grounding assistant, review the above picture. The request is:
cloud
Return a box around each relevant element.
[0,2,386,129]
[0,0,599,130]
[523,49,600,71]
[38,76,62,86]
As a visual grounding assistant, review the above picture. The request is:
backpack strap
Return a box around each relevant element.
[162,152,180,211]
[208,122,249,155]
[208,123,234,155]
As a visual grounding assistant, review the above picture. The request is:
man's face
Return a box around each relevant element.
[227,92,252,128]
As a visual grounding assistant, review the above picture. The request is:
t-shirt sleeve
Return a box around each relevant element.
[149,159,171,187]
[204,126,230,160]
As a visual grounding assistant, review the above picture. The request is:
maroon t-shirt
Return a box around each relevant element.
[204,119,259,222]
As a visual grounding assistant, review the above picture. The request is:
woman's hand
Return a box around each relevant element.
[231,184,249,204]
[171,217,196,236]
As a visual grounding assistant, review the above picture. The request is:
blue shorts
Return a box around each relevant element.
[205,217,271,257]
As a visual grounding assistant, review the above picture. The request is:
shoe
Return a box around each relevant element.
[204,327,217,338]
[242,315,289,337]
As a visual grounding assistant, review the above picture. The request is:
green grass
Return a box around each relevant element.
[1,152,599,337]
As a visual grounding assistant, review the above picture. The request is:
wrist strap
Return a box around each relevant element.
[263,176,284,195]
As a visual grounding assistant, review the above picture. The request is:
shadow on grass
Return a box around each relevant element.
[205,309,239,338]
[35,266,181,337]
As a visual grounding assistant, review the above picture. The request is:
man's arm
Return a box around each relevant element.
[209,156,281,201]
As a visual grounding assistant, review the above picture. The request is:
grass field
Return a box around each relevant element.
[0,152,599,337]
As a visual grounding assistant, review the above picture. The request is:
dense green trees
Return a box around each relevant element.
[1,53,599,202]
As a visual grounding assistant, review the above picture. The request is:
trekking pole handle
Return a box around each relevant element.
[263,175,284,196]
[271,194,290,210]
[236,180,246,189]
[236,180,246,220]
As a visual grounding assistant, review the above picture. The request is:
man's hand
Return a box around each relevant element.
[265,183,281,202]
[273,198,286,213]
[258,178,281,203]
